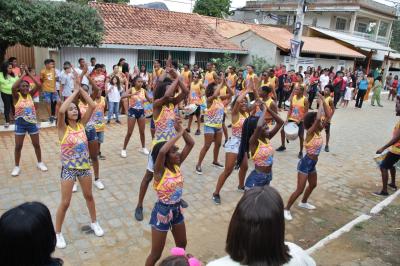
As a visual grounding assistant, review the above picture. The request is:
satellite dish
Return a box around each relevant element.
[254,18,260,24]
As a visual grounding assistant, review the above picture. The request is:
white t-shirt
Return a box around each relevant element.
[60,71,75,97]
[55,69,61,91]
[107,84,121,102]
[207,242,316,266]
[319,74,329,91]
[74,67,90,86]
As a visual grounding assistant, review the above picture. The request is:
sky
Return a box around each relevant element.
[129,0,248,13]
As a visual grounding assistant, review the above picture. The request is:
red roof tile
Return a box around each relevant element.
[90,2,245,52]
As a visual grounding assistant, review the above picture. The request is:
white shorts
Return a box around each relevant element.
[33,96,40,103]
[224,136,241,154]
[146,151,154,173]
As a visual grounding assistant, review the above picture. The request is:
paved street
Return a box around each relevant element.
[0,95,397,265]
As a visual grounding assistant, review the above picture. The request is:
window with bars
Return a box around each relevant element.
[378,21,389,37]
[335,17,347,31]
[137,50,190,72]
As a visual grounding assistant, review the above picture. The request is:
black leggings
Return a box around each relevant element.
[355,90,367,108]
[1,92,14,123]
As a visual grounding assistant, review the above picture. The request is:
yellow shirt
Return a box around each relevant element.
[391,121,400,155]
[40,68,56,92]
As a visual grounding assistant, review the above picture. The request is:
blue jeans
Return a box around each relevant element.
[297,155,317,175]
[107,102,119,121]
[245,169,273,189]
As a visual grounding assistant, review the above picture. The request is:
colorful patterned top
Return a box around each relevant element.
[305,132,323,156]
[204,98,225,129]
[129,87,146,109]
[144,90,154,118]
[190,81,203,105]
[254,97,274,117]
[391,121,400,155]
[153,103,176,146]
[252,139,274,167]
[93,97,105,132]
[60,123,90,169]
[232,112,248,138]
[153,165,183,204]
[289,95,306,123]
[204,71,216,88]
[15,93,37,124]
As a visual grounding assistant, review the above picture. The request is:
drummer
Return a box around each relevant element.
[277,83,309,159]
[374,97,400,196]
[186,73,204,135]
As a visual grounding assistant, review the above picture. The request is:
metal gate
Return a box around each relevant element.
[138,50,190,72]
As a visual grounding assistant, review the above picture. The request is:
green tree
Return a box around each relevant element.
[391,20,400,52]
[0,0,104,62]
[250,55,272,75]
[193,0,231,18]
[210,53,241,72]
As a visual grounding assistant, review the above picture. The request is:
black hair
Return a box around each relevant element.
[236,116,259,168]
[159,255,189,266]
[324,84,334,94]
[171,60,178,69]
[140,64,147,73]
[44,59,54,65]
[231,66,236,72]
[0,201,63,266]
[303,112,317,130]
[151,141,167,166]
[100,64,105,68]
[375,76,382,82]
[0,61,14,79]
[94,64,102,70]
[90,57,96,61]
[65,102,81,126]
[206,82,217,97]
[112,64,117,70]
[154,59,161,64]
[154,78,173,100]
[131,75,142,88]
[226,186,291,266]
[260,85,272,95]
[78,58,85,64]
[8,57,17,63]
[122,63,129,74]
[247,64,255,71]
[118,58,126,66]
[183,63,190,68]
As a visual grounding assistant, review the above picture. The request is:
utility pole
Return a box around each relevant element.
[290,0,306,71]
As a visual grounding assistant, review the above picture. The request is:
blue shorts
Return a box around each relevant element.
[15,117,39,135]
[297,155,317,175]
[150,118,155,129]
[204,125,221,134]
[96,131,104,143]
[245,169,272,189]
[128,108,145,119]
[85,126,98,142]
[42,91,60,103]
[149,201,184,232]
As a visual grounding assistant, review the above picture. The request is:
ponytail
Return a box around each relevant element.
[236,115,259,169]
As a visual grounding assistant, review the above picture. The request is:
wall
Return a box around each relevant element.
[279,55,354,70]
[5,44,35,67]
[60,47,138,73]
[304,12,332,28]
[229,31,278,65]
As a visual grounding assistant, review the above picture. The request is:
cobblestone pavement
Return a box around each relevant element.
[0,96,397,265]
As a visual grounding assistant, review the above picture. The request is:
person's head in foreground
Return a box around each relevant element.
[0,201,63,266]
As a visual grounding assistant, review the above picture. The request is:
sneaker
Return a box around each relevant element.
[195,165,203,175]
[212,162,224,169]
[284,209,293,221]
[98,154,106,160]
[388,183,398,191]
[11,166,20,177]
[237,186,245,193]
[324,145,330,152]
[37,122,41,129]
[37,162,48,172]
[298,202,316,210]
[90,221,104,237]
[276,146,286,152]
[378,104,383,107]
[195,129,201,135]
[135,207,143,221]
[56,233,67,249]
[180,199,189,208]
[212,194,221,205]
[116,120,121,124]
[49,116,54,124]
[372,191,389,197]
[141,147,150,155]
[4,122,9,128]
[121,150,127,158]
[94,179,105,190]
[298,152,303,159]
[227,124,232,128]
[72,183,78,193]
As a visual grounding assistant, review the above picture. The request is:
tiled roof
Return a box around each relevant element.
[90,2,245,53]
[200,16,365,58]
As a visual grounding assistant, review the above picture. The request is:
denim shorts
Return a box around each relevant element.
[224,136,240,154]
[297,154,317,175]
[245,169,272,189]
[96,131,104,144]
[204,125,221,134]
[128,108,145,119]
[150,118,155,129]
[15,117,39,135]
[42,91,60,103]
[149,201,184,232]
[380,152,400,170]
[60,167,91,181]
[85,126,98,142]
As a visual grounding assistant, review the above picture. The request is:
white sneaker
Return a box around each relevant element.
[284,210,293,221]
[121,150,127,158]
[72,183,78,193]
[37,162,48,172]
[298,202,316,210]
[141,147,150,155]
[56,233,66,249]
[11,166,20,176]
[94,179,105,190]
[90,221,104,237]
